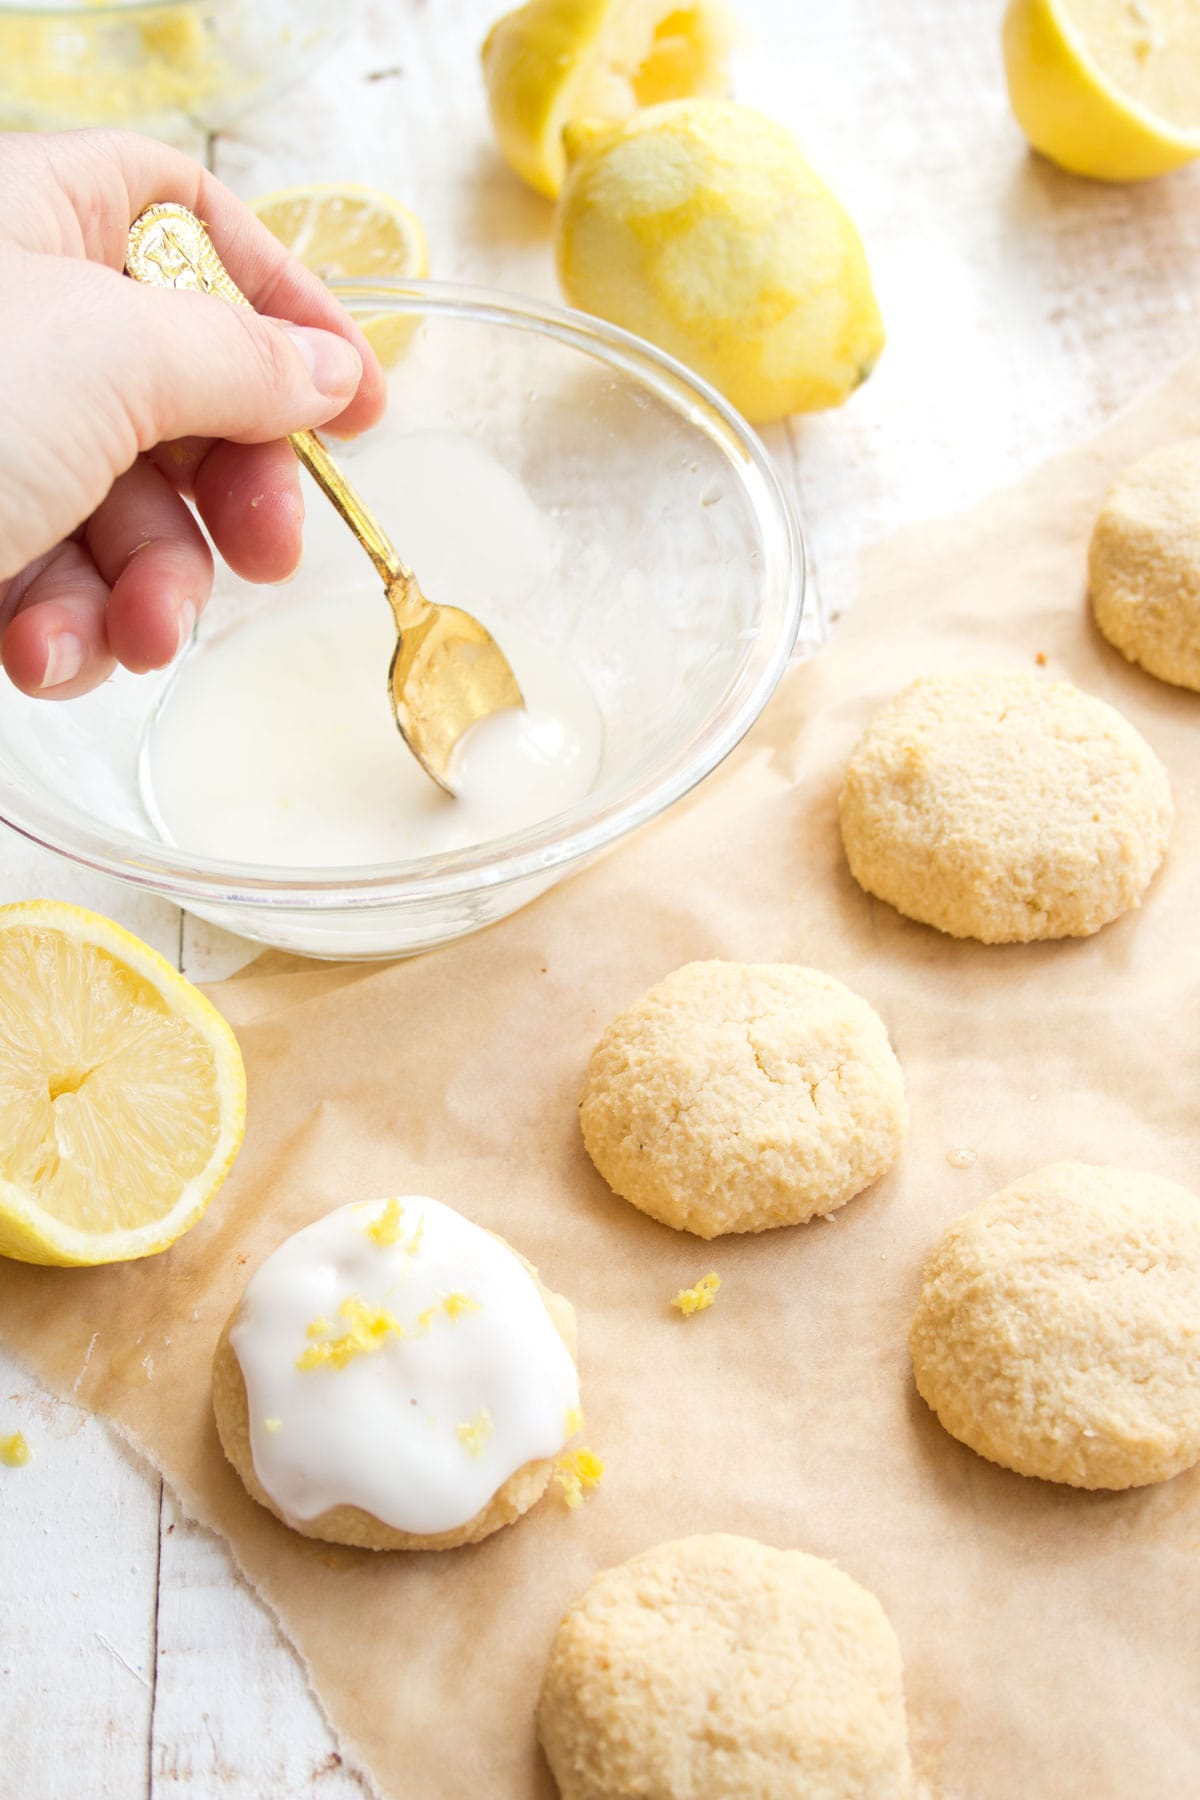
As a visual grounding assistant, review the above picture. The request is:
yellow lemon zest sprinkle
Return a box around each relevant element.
[306,1316,332,1339]
[364,1199,405,1247]
[0,1432,31,1468]
[457,1408,494,1457]
[408,1213,426,1256]
[297,1296,405,1371]
[442,1290,480,1319]
[416,1291,480,1331]
[564,1405,583,1436]
[264,1418,283,1435]
[554,1447,605,1509]
[670,1272,721,1316]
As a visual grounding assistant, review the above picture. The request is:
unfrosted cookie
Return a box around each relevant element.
[538,1534,914,1800]
[213,1197,579,1550]
[838,673,1172,942]
[579,960,906,1238]
[1089,440,1200,690]
[910,1162,1200,1489]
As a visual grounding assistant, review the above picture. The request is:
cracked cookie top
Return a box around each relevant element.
[579,960,907,1237]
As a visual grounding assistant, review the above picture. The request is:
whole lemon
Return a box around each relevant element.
[554,98,885,424]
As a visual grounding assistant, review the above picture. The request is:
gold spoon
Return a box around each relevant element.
[124,202,523,796]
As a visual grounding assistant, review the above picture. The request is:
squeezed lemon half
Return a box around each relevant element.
[0,903,246,1267]
[251,184,429,366]
[1003,0,1200,180]
[482,0,735,198]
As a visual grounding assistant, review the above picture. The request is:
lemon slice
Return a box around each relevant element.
[251,183,429,366]
[1003,0,1200,180]
[0,903,246,1267]
[482,0,735,198]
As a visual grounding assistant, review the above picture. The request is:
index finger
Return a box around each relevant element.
[31,128,387,438]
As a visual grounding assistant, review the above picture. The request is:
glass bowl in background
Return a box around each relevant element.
[0,0,367,137]
[0,282,803,959]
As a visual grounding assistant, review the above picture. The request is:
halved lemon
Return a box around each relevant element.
[1003,0,1200,181]
[0,902,246,1267]
[251,183,429,366]
[482,0,736,199]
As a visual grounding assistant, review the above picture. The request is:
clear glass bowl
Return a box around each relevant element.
[0,0,366,136]
[0,281,803,959]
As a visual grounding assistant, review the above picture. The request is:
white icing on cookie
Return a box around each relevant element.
[230,1198,579,1535]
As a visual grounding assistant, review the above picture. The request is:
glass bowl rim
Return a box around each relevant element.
[0,277,804,910]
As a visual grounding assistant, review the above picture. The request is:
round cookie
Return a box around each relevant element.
[1089,440,1200,690]
[213,1197,579,1551]
[579,960,906,1238]
[538,1534,914,1800]
[910,1162,1200,1490]
[838,673,1172,943]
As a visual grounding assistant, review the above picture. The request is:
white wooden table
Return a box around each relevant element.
[4,2,1199,1793]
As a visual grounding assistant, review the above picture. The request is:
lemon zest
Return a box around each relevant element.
[564,1405,583,1436]
[297,1296,405,1371]
[264,1418,283,1435]
[364,1199,405,1247]
[0,1432,31,1468]
[416,1291,480,1331]
[670,1271,721,1316]
[457,1408,494,1456]
[554,1447,605,1509]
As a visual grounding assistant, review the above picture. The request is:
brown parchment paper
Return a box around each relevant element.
[4,353,1200,1800]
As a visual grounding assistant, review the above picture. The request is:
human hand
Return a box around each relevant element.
[0,128,386,698]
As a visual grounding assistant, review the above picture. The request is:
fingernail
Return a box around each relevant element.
[283,326,362,402]
[40,632,86,690]
[176,601,197,657]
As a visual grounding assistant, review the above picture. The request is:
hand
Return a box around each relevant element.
[0,129,386,699]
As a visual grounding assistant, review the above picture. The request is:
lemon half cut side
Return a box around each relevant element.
[1003,0,1200,181]
[482,0,735,198]
[251,183,429,366]
[0,902,246,1267]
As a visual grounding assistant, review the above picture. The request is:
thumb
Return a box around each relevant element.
[118,278,365,449]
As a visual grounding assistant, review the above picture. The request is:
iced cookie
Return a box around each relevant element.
[910,1162,1200,1489]
[580,960,906,1238]
[838,673,1172,942]
[1089,440,1200,691]
[538,1534,914,1800]
[213,1197,580,1549]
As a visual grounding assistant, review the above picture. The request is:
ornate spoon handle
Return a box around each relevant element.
[125,202,408,588]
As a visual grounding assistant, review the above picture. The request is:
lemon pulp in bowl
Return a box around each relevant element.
[0,0,365,137]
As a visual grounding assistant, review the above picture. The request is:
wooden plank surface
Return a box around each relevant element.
[3,0,1200,1793]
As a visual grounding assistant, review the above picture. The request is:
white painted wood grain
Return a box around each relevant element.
[5,0,1200,1794]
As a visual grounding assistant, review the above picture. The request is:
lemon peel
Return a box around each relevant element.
[457,1408,495,1456]
[482,0,735,198]
[1003,0,1200,180]
[0,1433,31,1468]
[297,1297,405,1371]
[0,901,246,1267]
[555,98,885,423]
[670,1271,720,1315]
[364,1199,405,1247]
[555,1446,605,1508]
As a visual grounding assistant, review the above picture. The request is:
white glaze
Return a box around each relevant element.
[230,1198,579,1536]
[143,600,604,868]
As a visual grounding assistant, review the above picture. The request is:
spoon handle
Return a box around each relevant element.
[124,202,409,587]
